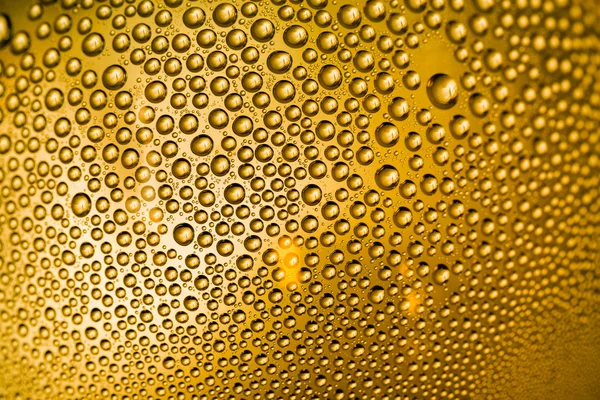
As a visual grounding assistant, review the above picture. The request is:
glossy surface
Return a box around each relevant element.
[0,0,599,399]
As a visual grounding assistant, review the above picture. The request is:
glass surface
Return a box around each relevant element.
[0,0,599,399]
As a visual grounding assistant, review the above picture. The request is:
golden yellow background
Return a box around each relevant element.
[0,0,599,399]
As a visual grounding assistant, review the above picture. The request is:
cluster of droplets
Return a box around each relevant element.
[0,0,599,399]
